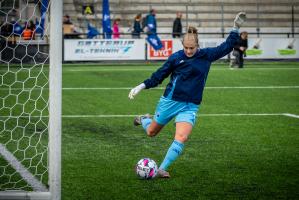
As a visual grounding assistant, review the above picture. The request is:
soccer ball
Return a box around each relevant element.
[135,158,158,179]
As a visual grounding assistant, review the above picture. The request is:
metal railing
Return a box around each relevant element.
[63,31,299,40]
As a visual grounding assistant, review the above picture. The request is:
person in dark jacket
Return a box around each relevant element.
[129,12,246,178]
[132,13,143,38]
[0,22,13,37]
[172,12,182,38]
[230,31,248,68]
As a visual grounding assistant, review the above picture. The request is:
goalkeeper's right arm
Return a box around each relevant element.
[128,83,145,100]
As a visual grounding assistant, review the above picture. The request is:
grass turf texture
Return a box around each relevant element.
[1,62,299,199]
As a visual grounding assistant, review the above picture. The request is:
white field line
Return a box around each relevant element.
[64,67,299,72]
[283,113,299,119]
[0,144,48,192]
[0,113,298,118]
[1,86,299,91]
[1,68,299,74]
[62,86,299,90]
[61,113,285,118]
[1,67,299,73]
[61,113,299,118]
[67,68,155,72]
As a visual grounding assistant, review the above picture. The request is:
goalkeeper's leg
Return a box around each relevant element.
[134,114,164,137]
[158,122,193,178]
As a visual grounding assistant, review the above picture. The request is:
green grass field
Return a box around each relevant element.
[1,61,299,199]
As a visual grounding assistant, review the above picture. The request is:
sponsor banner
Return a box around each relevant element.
[154,38,229,60]
[147,40,173,60]
[151,38,299,60]
[246,38,298,59]
[64,38,299,61]
[64,39,145,61]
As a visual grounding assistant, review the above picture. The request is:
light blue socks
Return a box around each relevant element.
[159,140,184,171]
[141,118,185,171]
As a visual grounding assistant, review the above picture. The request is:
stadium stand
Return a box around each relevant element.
[63,0,299,38]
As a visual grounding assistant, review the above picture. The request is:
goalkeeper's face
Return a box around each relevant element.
[183,37,198,57]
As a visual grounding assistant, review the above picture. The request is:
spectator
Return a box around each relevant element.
[63,14,80,39]
[28,20,36,39]
[22,21,35,40]
[11,20,23,36]
[0,22,12,48]
[112,18,121,39]
[23,27,32,40]
[1,20,20,44]
[144,9,157,35]
[0,22,13,37]
[230,31,248,68]
[172,12,182,38]
[63,15,73,25]
[132,13,143,38]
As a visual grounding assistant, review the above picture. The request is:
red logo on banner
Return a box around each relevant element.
[149,40,173,59]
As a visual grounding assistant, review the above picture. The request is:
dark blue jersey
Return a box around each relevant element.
[143,30,240,105]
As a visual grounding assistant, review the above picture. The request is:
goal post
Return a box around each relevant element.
[0,0,62,199]
[49,0,62,199]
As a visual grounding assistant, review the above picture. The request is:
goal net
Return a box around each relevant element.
[0,0,61,199]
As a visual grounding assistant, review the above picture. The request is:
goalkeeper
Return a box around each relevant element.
[129,12,246,178]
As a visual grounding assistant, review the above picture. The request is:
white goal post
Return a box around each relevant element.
[0,0,62,199]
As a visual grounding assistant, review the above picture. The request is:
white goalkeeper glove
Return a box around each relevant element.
[234,12,246,29]
[128,83,146,99]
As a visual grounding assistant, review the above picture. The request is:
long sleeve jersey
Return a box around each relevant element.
[143,30,240,105]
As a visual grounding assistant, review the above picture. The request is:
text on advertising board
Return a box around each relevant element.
[149,40,173,59]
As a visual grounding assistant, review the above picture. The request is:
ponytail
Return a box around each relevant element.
[183,26,199,46]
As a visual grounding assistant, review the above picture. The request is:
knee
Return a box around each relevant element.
[146,129,158,137]
[175,133,189,143]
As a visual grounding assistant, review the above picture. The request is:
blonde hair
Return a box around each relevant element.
[182,26,199,45]
[187,26,197,34]
[182,26,199,46]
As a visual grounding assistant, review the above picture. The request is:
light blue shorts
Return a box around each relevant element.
[154,96,200,126]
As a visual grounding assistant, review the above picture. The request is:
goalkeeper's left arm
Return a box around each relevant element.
[206,12,246,62]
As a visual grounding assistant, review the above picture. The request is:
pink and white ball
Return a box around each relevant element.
[135,158,158,179]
